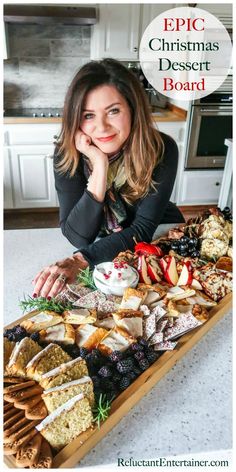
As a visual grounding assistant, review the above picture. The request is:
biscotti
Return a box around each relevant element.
[4,338,16,374]
[42,376,94,412]
[7,338,42,378]
[36,393,93,450]
[20,310,63,333]
[39,357,89,389]
[26,343,71,381]
[39,323,75,345]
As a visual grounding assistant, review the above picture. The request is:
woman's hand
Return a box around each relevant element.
[75,130,108,169]
[32,253,89,299]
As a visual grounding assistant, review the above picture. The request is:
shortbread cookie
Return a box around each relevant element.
[75,324,108,350]
[4,428,38,455]
[113,310,143,337]
[7,337,42,377]
[14,394,42,410]
[4,385,43,403]
[15,432,42,468]
[26,343,71,381]
[4,380,36,394]
[63,308,97,325]
[25,401,48,420]
[119,287,146,310]
[4,420,40,444]
[20,310,63,333]
[98,326,136,355]
[30,439,53,468]
[4,410,25,430]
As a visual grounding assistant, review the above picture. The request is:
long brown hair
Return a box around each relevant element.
[56,58,164,203]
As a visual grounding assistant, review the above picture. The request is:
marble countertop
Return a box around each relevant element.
[4,228,232,469]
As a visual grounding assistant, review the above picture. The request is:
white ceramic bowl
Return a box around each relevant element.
[93,262,139,296]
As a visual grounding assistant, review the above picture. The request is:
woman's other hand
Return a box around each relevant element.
[75,130,108,169]
[32,252,89,299]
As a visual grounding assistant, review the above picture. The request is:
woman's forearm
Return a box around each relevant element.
[87,160,109,202]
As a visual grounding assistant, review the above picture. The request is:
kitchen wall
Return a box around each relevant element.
[4,23,91,109]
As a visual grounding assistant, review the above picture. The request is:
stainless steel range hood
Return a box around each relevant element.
[4,4,97,25]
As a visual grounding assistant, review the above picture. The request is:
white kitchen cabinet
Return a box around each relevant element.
[4,123,60,209]
[4,147,14,209]
[154,121,186,203]
[140,4,175,35]
[178,170,223,205]
[91,4,141,60]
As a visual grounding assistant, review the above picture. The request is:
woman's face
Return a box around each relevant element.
[80,84,131,155]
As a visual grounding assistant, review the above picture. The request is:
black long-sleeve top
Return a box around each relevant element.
[54,132,184,266]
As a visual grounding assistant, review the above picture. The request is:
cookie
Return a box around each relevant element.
[4,380,36,394]
[30,439,53,469]
[25,401,48,420]
[4,385,43,403]
[4,410,25,430]
[4,402,16,413]
[14,394,42,410]
[15,432,42,468]
[4,428,38,455]
[4,376,26,384]
[4,420,40,443]
[4,417,30,439]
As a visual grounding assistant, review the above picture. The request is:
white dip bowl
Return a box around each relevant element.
[93,262,139,296]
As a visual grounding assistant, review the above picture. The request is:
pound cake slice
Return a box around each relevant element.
[40,357,88,389]
[42,376,94,412]
[26,343,71,382]
[20,310,63,333]
[7,338,42,378]
[39,323,75,345]
[4,338,16,375]
[36,393,93,450]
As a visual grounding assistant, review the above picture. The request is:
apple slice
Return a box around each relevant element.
[159,257,168,274]
[137,255,152,284]
[191,279,203,290]
[177,263,193,286]
[164,256,179,286]
[146,257,161,283]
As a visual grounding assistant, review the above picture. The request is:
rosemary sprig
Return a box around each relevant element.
[77,267,96,290]
[19,295,73,314]
[92,393,113,429]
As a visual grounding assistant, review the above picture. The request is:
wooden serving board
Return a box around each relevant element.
[4,292,232,469]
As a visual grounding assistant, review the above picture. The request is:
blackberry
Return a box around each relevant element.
[116,358,134,374]
[129,342,144,352]
[132,365,142,376]
[134,351,145,361]
[145,350,158,364]
[126,371,137,381]
[105,390,117,402]
[112,372,122,384]
[108,350,123,363]
[66,345,81,359]
[30,332,40,342]
[91,375,101,389]
[80,347,89,359]
[137,338,149,349]
[98,365,113,378]
[100,378,115,391]
[85,352,101,367]
[119,377,131,391]
[138,358,150,371]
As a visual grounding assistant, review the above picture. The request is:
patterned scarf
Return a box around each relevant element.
[83,151,128,235]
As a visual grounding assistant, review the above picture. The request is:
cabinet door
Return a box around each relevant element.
[4,148,14,209]
[9,145,58,208]
[141,4,175,35]
[178,171,223,205]
[91,4,140,60]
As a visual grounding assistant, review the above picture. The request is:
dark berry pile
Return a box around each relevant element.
[80,339,161,402]
[170,236,200,258]
[4,325,28,342]
[221,206,232,222]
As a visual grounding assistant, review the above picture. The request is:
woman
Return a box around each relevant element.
[33,58,184,299]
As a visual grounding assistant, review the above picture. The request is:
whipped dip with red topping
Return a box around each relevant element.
[93,261,139,295]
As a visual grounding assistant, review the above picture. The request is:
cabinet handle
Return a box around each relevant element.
[133,47,138,52]
[215,182,220,186]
